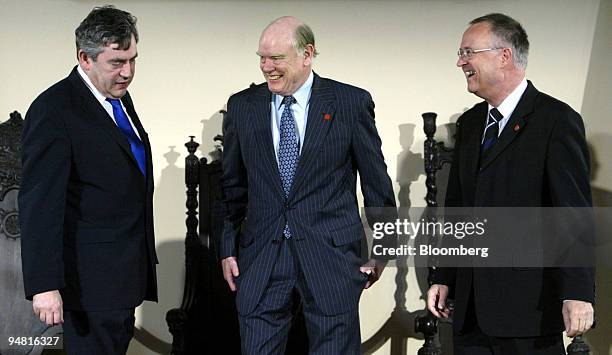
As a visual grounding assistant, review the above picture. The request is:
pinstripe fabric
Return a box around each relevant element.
[239,241,295,355]
[222,73,396,352]
[239,239,362,355]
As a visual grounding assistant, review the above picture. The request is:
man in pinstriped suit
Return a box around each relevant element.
[221,16,396,354]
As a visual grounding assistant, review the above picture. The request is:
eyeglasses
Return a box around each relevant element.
[457,48,503,60]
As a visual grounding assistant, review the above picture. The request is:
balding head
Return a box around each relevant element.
[264,16,302,33]
[261,16,319,58]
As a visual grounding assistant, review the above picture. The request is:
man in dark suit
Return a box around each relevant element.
[426,13,595,354]
[221,16,396,354]
[19,6,157,354]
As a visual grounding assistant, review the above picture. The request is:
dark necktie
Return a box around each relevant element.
[482,107,503,153]
[278,96,299,238]
[106,98,146,176]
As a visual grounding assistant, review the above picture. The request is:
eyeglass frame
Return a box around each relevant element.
[457,47,504,60]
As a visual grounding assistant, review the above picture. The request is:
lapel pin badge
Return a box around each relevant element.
[323,113,332,121]
[514,123,520,132]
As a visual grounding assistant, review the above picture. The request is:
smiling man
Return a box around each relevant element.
[426,13,595,354]
[19,6,157,354]
[221,16,396,354]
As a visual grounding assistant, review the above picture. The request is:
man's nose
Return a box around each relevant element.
[456,56,467,67]
[261,58,275,72]
[120,62,133,78]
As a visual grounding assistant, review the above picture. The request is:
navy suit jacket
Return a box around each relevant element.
[19,67,158,311]
[221,73,396,316]
[433,81,595,337]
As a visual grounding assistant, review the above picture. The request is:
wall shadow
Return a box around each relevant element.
[395,123,423,304]
[199,108,225,163]
[396,123,423,209]
[579,0,612,352]
[131,147,187,354]
[585,137,612,355]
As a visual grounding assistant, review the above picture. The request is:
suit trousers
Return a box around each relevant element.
[454,285,565,355]
[62,308,135,355]
[238,238,361,355]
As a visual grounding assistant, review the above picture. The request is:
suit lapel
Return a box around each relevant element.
[122,94,145,138]
[288,74,335,200]
[479,82,537,171]
[249,86,285,197]
[68,68,142,172]
[461,103,487,184]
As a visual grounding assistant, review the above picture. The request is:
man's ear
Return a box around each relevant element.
[500,47,513,67]
[303,44,315,66]
[77,50,92,70]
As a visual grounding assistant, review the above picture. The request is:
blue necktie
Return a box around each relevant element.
[481,107,503,153]
[106,98,146,176]
[278,96,299,238]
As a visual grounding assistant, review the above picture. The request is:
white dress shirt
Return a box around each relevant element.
[77,65,141,139]
[271,71,314,160]
[485,77,528,139]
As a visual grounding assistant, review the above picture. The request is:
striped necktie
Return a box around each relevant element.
[482,107,503,153]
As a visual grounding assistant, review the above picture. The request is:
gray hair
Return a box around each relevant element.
[75,5,138,61]
[470,13,529,69]
[293,23,319,58]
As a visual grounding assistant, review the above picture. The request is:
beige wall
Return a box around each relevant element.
[1,0,608,354]
[582,0,612,191]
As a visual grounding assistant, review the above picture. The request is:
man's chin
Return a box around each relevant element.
[267,87,283,96]
[266,81,288,96]
[110,90,128,98]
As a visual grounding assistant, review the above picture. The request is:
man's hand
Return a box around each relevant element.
[221,256,240,292]
[562,300,594,337]
[32,290,63,326]
[360,259,387,289]
[427,284,450,318]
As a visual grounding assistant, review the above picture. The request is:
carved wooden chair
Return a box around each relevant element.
[0,111,63,355]
[166,111,307,355]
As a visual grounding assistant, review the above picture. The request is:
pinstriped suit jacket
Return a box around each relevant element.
[221,73,396,316]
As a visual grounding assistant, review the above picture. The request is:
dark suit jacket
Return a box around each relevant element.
[19,67,158,311]
[434,81,595,337]
[221,73,396,316]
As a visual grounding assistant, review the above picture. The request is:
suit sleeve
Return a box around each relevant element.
[546,108,595,303]
[19,102,71,300]
[220,96,248,259]
[351,91,397,261]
